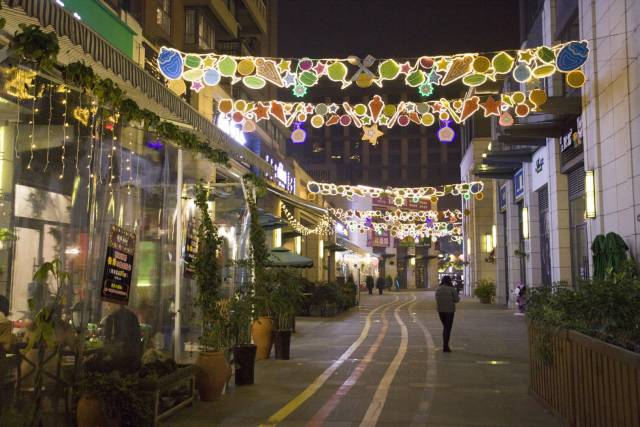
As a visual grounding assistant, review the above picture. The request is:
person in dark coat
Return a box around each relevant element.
[435,275,460,353]
[375,276,385,295]
[365,275,374,295]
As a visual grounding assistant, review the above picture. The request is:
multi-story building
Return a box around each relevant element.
[461,0,640,304]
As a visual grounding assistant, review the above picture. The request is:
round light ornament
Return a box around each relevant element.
[566,69,586,88]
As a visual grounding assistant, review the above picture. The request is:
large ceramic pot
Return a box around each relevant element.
[195,351,231,401]
[251,317,273,360]
[232,344,257,386]
[76,396,120,427]
[273,329,292,360]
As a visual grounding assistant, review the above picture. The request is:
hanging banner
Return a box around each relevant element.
[101,225,136,305]
[184,219,198,279]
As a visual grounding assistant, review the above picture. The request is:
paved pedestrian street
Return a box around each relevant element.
[165,291,561,427]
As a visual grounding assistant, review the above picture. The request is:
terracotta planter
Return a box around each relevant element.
[273,329,292,360]
[251,317,273,360]
[195,351,231,401]
[232,344,257,385]
[76,396,120,427]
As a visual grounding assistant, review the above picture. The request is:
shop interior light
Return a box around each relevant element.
[318,239,324,259]
[492,224,497,249]
[466,237,472,256]
[484,233,493,253]
[585,170,596,219]
[295,236,302,254]
[522,207,529,239]
[274,228,282,247]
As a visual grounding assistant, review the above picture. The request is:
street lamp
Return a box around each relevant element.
[484,233,493,253]
[522,207,529,239]
[585,170,596,219]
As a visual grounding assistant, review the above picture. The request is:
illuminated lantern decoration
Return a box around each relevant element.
[437,120,455,143]
[291,122,307,144]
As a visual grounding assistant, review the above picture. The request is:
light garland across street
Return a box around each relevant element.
[329,207,463,223]
[280,203,333,236]
[307,181,484,205]
[158,41,589,97]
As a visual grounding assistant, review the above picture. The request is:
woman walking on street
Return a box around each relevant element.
[435,275,460,353]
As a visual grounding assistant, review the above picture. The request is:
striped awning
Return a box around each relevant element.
[2,0,272,173]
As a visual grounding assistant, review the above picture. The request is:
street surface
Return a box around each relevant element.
[166,291,561,427]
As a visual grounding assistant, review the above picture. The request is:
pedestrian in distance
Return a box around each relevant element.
[376,276,385,295]
[365,275,374,295]
[435,275,460,353]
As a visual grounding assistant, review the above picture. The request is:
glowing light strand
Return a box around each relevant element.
[281,203,333,236]
[158,41,589,96]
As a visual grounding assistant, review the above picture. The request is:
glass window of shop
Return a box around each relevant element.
[0,69,247,365]
[568,168,589,284]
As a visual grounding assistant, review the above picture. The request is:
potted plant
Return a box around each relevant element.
[228,287,257,385]
[271,270,303,360]
[192,183,230,401]
[76,372,149,427]
[473,279,496,303]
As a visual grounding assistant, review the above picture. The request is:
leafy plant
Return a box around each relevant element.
[61,61,96,92]
[243,174,269,296]
[227,287,254,346]
[270,269,304,330]
[193,183,226,352]
[473,279,495,303]
[10,24,59,70]
[76,372,150,427]
[527,277,640,353]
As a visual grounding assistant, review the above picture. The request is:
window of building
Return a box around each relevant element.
[568,168,589,284]
[185,9,215,50]
[538,186,551,285]
[156,0,171,35]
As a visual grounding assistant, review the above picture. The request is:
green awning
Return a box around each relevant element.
[268,247,313,268]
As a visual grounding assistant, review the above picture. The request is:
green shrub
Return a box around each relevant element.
[527,278,640,353]
[473,279,496,303]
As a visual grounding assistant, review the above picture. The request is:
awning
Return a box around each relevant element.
[257,209,288,230]
[268,247,313,268]
[2,0,272,173]
[266,185,327,217]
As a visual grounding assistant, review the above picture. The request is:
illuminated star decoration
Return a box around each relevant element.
[435,57,449,71]
[190,80,204,93]
[283,72,296,88]
[400,62,413,74]
[278,59,291,72]
[517,49,535,64]
[203,56,216,68]
[480,96,502,117]
[427,70,442,85]
[254,102,270,121]
[362,124,384,145]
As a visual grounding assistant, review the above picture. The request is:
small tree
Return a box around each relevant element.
[193,183,227,351]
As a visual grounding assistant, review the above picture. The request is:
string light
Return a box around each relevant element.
[158,41,589,96]
[27,96,35,170]
[216,90,546,143]
[60,87,69,180]
[281,203,333,236]
[307,180,484,205]
[44,85,52,172]
[329,207,463,223]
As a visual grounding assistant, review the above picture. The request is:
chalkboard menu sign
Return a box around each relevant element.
[184,220,198,279]
[101,225,136,304]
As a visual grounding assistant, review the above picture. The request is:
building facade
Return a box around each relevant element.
[461,0,640,304]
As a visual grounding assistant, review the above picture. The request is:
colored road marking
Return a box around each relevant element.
[409,297,438,424]
[359,294,416,427]
[260,296,400,427]
[306,297,406,427]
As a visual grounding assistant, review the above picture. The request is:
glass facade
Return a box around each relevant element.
[0,69,248,362]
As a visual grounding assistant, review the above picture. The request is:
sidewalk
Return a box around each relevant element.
[164,291,561,426]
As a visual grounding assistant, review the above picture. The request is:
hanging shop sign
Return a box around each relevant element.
[184,219,198,279]
[514,168,525,201]
[499,184,508,212]
[101,225,136,305]
[367,229,391,248]
[531,147,548,191]
[158,41,589,97]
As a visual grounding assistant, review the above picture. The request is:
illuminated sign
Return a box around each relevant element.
[264,155,296,193]
[216,114,246,145]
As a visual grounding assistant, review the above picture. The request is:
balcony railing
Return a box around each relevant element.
[216,40,255,57]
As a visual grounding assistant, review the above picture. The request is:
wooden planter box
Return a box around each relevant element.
[138,365,196,426]
[528,323,640,426]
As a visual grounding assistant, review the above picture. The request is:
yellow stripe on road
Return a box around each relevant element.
[260,296,401,427]
[359,294,416,427]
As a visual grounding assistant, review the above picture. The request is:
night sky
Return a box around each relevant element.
[277,0,520,59]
